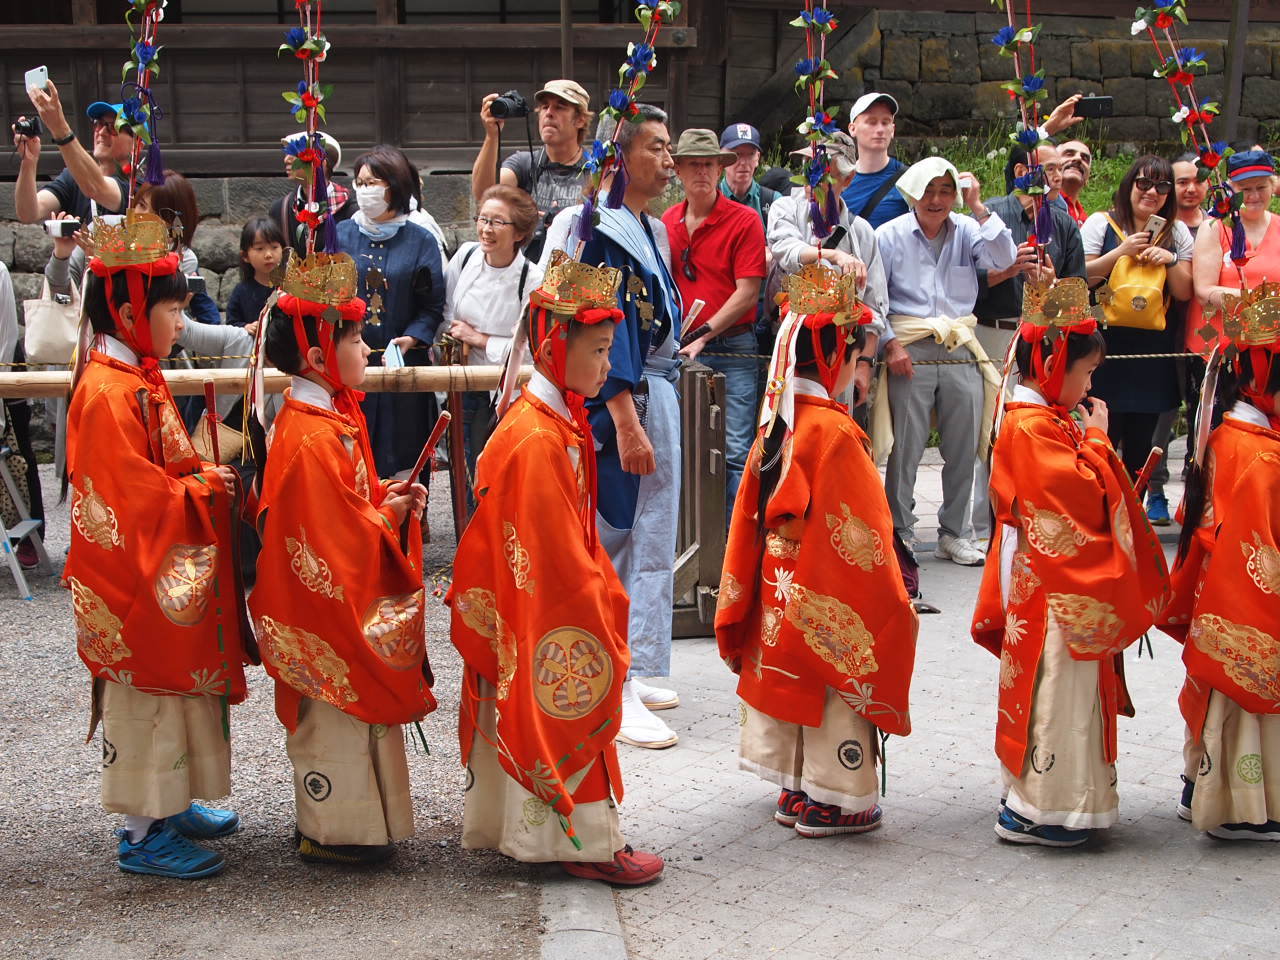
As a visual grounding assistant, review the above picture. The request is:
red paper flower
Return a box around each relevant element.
[1172,70,1194,86]
[294,48,310,60]
[297,209,321,227]
[1155,12,1173,27]
[1201,150,1222,168]
[301,93,319,108]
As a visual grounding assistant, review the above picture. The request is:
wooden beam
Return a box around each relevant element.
[374,0,400,26]
[70,0,96,25]
[1222,0,1251,141]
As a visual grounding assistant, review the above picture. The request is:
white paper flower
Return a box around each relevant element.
[1131,18,1147,35]
[1172,105,1191,123]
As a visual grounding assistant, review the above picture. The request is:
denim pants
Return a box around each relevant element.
[699,329,759,508]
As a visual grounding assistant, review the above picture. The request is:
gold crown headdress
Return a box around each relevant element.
[90,210,173,268]
[281,250,360,308]
[782,263,862,324]
[532,249,624,316]
[1022,277,1106,329]
[1221,281,1280,348]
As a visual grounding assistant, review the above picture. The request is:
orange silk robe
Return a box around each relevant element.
[448,387,630,824]
[64,351,248,702]
[716,395,917,735]
[250,391,436,731]
[972,403,1170,775]
[1165,417,1280,736]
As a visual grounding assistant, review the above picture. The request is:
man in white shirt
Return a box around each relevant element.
[873,158,1017,566]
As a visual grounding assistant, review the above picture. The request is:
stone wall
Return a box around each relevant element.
[0,173,477,325]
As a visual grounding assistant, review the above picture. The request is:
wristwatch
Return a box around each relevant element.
[855,356,875,367]
[51,130,75,146]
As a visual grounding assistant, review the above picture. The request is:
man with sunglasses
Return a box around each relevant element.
[12,84,132,224]
[662,128,767,507]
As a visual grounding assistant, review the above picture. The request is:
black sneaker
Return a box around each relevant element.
[1207,820,1280,842]
[294,828,394,865]
[1177,775,1194,822]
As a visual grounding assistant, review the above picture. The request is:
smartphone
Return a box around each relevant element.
[1072,95,1114,118]
[24,65,49,94]
[383,340,405,369]
[185,275,207,297]
[43,218,81,238]
[958,175,974,191]
[1143,214,1168,237]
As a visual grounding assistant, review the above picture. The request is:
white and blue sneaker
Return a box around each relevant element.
[168,802,240,840]
[117,821,226,879]
[1177,775,1194,822]
[994,805,1091,848]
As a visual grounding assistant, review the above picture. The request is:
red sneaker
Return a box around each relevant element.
[794,800,883,838]
[775,788,808,827]
[14,539,37,570]
[561,845,664,885]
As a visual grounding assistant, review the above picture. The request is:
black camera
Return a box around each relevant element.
[490,90,530,120]
[12,115,40,138]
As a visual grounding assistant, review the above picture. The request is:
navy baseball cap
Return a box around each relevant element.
[86,101,124,122]
[720,123,762,152]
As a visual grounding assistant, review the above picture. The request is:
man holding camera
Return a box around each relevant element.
[470,80,593,262]
[12,83,132,224]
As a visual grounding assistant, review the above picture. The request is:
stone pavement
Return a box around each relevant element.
[609,459,1280,960]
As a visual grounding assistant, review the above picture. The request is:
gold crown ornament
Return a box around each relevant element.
[1221,281,1280,348]
[782,263,861,324]
[533,249,624,316]
[1022,276,1106,329]
[90,210,172,267]
[281,250,359,307]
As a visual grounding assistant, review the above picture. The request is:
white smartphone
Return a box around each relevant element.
[1143,214,1167,237]
[958,175,974,191]
[383,341,405,369]
[24,65,49,94]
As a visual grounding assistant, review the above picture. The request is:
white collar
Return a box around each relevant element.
[793,377,830,400]
[527,369,571,421]
[99,334,139,367]
[1226,399,1271,429]
[291,376,335,411]
[1012,383,1048,406]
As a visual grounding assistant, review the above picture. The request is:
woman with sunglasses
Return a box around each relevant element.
[441,184,544,496]
[1082,155,1193,482]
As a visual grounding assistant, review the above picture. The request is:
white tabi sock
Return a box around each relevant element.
[124,815,158,844]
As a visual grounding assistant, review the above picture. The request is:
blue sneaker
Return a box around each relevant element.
[168,802,240,840]
[117,821,226,879]
[1147,493,1171,526]
[1177,775,1194,822]
[994,805,1091,847]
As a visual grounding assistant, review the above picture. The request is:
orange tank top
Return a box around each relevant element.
[1186,214,1280,355]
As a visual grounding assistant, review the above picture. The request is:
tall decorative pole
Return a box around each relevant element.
[115,0,170,206]
[791,0,842,238]
[279,1,336,255]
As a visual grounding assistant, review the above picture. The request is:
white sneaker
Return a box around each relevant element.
[935,534,986,566]
[630,677,679,711]
[617,681,678,749]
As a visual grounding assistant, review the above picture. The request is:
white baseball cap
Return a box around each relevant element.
[848,92,899,122]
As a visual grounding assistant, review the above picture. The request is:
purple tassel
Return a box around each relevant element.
[1229,213,1247,263]
[1033,199,1055,248]
[144,141,165,185]
[576,196,596,243]
[810,198,828,239]
[823,186,838,232]
[605,153,629,209]
[312,157,338,253]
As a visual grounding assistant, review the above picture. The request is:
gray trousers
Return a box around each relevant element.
[970,322,1018,540]
[885,338,983,541]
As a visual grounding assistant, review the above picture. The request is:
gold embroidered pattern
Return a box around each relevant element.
[1046,593,1125,656]
[784,584,878,676]
[353,455,371,501]
[72,476,122,550]
[158,401,197,464]
[1201,453,1217,528]
[153,544,218,627]
[532,627,613,720]
[256,614,359,707]
[1007,551,1041,607]
[1113,501,1136,568]
[718,572,744,611]
[1242,532,1280,596]
[825,503,885,571]
[286,526,344,600]
[765,533,801,560]
[761,606,784,647]
[68,577,130,665]
[503,522,536,595]
[1022,501,1091,558]
[1190,613,1280,702]
[362,590,425,670]
[999,646,1023,690]
[455,588,517,699]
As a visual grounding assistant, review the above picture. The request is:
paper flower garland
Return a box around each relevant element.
[115,0,168,202]
[278,0,337,255]
[790,0,841,238]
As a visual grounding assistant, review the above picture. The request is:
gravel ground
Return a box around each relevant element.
[0,465,543,960]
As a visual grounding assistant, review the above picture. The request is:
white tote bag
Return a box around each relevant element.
[23,276,83,366]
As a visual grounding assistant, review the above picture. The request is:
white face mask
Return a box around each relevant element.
[356,184,389,220]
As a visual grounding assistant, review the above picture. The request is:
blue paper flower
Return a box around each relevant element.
[806,157,826,188]
[284,27,307,48]
[812,111,838,135]
[795,58,818,77]
[1014,126,1040,148]
[1013,173,1035,192]
[583,139,611,174]
[1177,47,1204,65]
[800,7,836,26]
[134,42,156,65]
[297,81,309,97]
[1153,0,1178,8]
[1022,75,1045,95]
[626,44,655,71]
[608,88,631,111]
[992,26,1017,47]
[121,97,144,125]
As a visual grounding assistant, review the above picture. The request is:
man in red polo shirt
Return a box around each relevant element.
[662,128,767,506]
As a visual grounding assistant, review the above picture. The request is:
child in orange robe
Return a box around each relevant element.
[249,255,435,866]
[972,278,1169,847]
[64,212,249,879]
[1164,300,1280,840]
[448,253,663,885]
[716,265,918,837]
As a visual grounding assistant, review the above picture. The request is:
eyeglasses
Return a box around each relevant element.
[354,177,388,188]
[1134,177,1173,195]
[680,246,697,282]
[474,215,514,229]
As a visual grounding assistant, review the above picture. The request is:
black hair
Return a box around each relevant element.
[239,217,286,284]
[351,144,417,216]
[1177,350,1280,561]
[83,269,189,337]
[755,322,865,534]
[1111,154,1177,243]
[264,304,320,375]
[1013,327,1107,382]
[1173,151,1199,166]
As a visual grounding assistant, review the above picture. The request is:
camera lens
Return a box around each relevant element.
[490,90,529,120]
